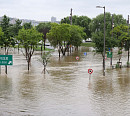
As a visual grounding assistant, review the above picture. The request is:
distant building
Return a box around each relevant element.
[51,16,56,22]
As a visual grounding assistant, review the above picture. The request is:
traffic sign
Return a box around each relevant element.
[0,55,13,65]
[107,52,112,58]
[88,69,93,74]
[84,52,87,56]
[76,56,79,60]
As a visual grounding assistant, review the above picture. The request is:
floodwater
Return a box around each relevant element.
[0,47,129,116]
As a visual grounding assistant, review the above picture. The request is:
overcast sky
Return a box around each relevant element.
[0,0,130,21]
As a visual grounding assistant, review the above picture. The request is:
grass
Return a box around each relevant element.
[81,42,95,47]
[34,46,54,51]
[14,45,55,52]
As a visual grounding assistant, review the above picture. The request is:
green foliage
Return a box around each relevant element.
[17,27,42,47]
[47,23,85,48]
[69,25,86,47]
[36,22,51,37]
[42,52,51,62]
[91,13,126,55]
[9,19,22,37]
[17,27,43,70]
[23,22,32,29]
[0,15,16,49]
[47,23,71,47]
[118,48,123,54]
[61,15,91,39]
[0,27,4,45]
[116,63,120,68]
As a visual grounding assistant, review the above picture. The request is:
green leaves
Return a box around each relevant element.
[18,27,43,47]
[61,15,91,39]
[47,23,86,48]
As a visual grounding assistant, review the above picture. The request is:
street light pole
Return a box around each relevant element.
[96,6,106,76]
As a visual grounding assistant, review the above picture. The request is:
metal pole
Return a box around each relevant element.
[128,15,129,66]
[111,14,114,67]
[103,6,105,76]
[96,6,106,76]
[70,8,72,53]
[70,8,72,25]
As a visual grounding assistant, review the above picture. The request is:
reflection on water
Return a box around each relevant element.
[0,47,129,116]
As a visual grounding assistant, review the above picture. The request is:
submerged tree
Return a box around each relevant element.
[41,52,51,74]
[90,13,126,70]
[47,23,85,57]
[17,27,43,70]
[36,22,51,52]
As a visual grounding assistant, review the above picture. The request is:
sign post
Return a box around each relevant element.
[76,56,79,61]
[88,69,93,79]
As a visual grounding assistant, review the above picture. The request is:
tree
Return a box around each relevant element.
[90,13,125,69]
[23,22,32,29]
[41,52,51,74]
[0,15,16,74]
[0,27,4,45]
[8,19,22,52]
[111,24,129,65]
[0,15,12,54]
[17,27,43,70]
[36,22,51,51]
[69,25,86,50]
[47,23,86,57]
[47,23,71,57]
[61,15,91,39]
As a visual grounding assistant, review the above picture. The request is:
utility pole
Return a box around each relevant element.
[70,8,72,25]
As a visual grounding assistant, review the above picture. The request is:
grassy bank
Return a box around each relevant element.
[34,46,54,51]
[81,42,95,47]
[14,45,55,51]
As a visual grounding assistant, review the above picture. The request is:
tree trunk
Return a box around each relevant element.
[28,60,29,71]
[70,47,71,53]
[18,44,19,54]
[44,66,46,74]
[5,46,7,74]
[44,38,46,50]
[110,49,112,66]
[128,47,129,67]
[58,49,60,58]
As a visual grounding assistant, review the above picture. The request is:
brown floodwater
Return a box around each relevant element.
[0,47,129,116]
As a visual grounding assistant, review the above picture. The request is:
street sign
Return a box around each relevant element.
[84,52,87,56]
[0,55,13,65]
[107,52,112,58]
[76,56,79,60]
[88,69,93,74]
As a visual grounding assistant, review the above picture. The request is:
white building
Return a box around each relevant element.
[51,16,56,22]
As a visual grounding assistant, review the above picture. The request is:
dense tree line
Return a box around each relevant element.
[0,13,129,71]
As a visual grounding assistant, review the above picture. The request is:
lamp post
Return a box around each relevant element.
[96,6,106,76]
